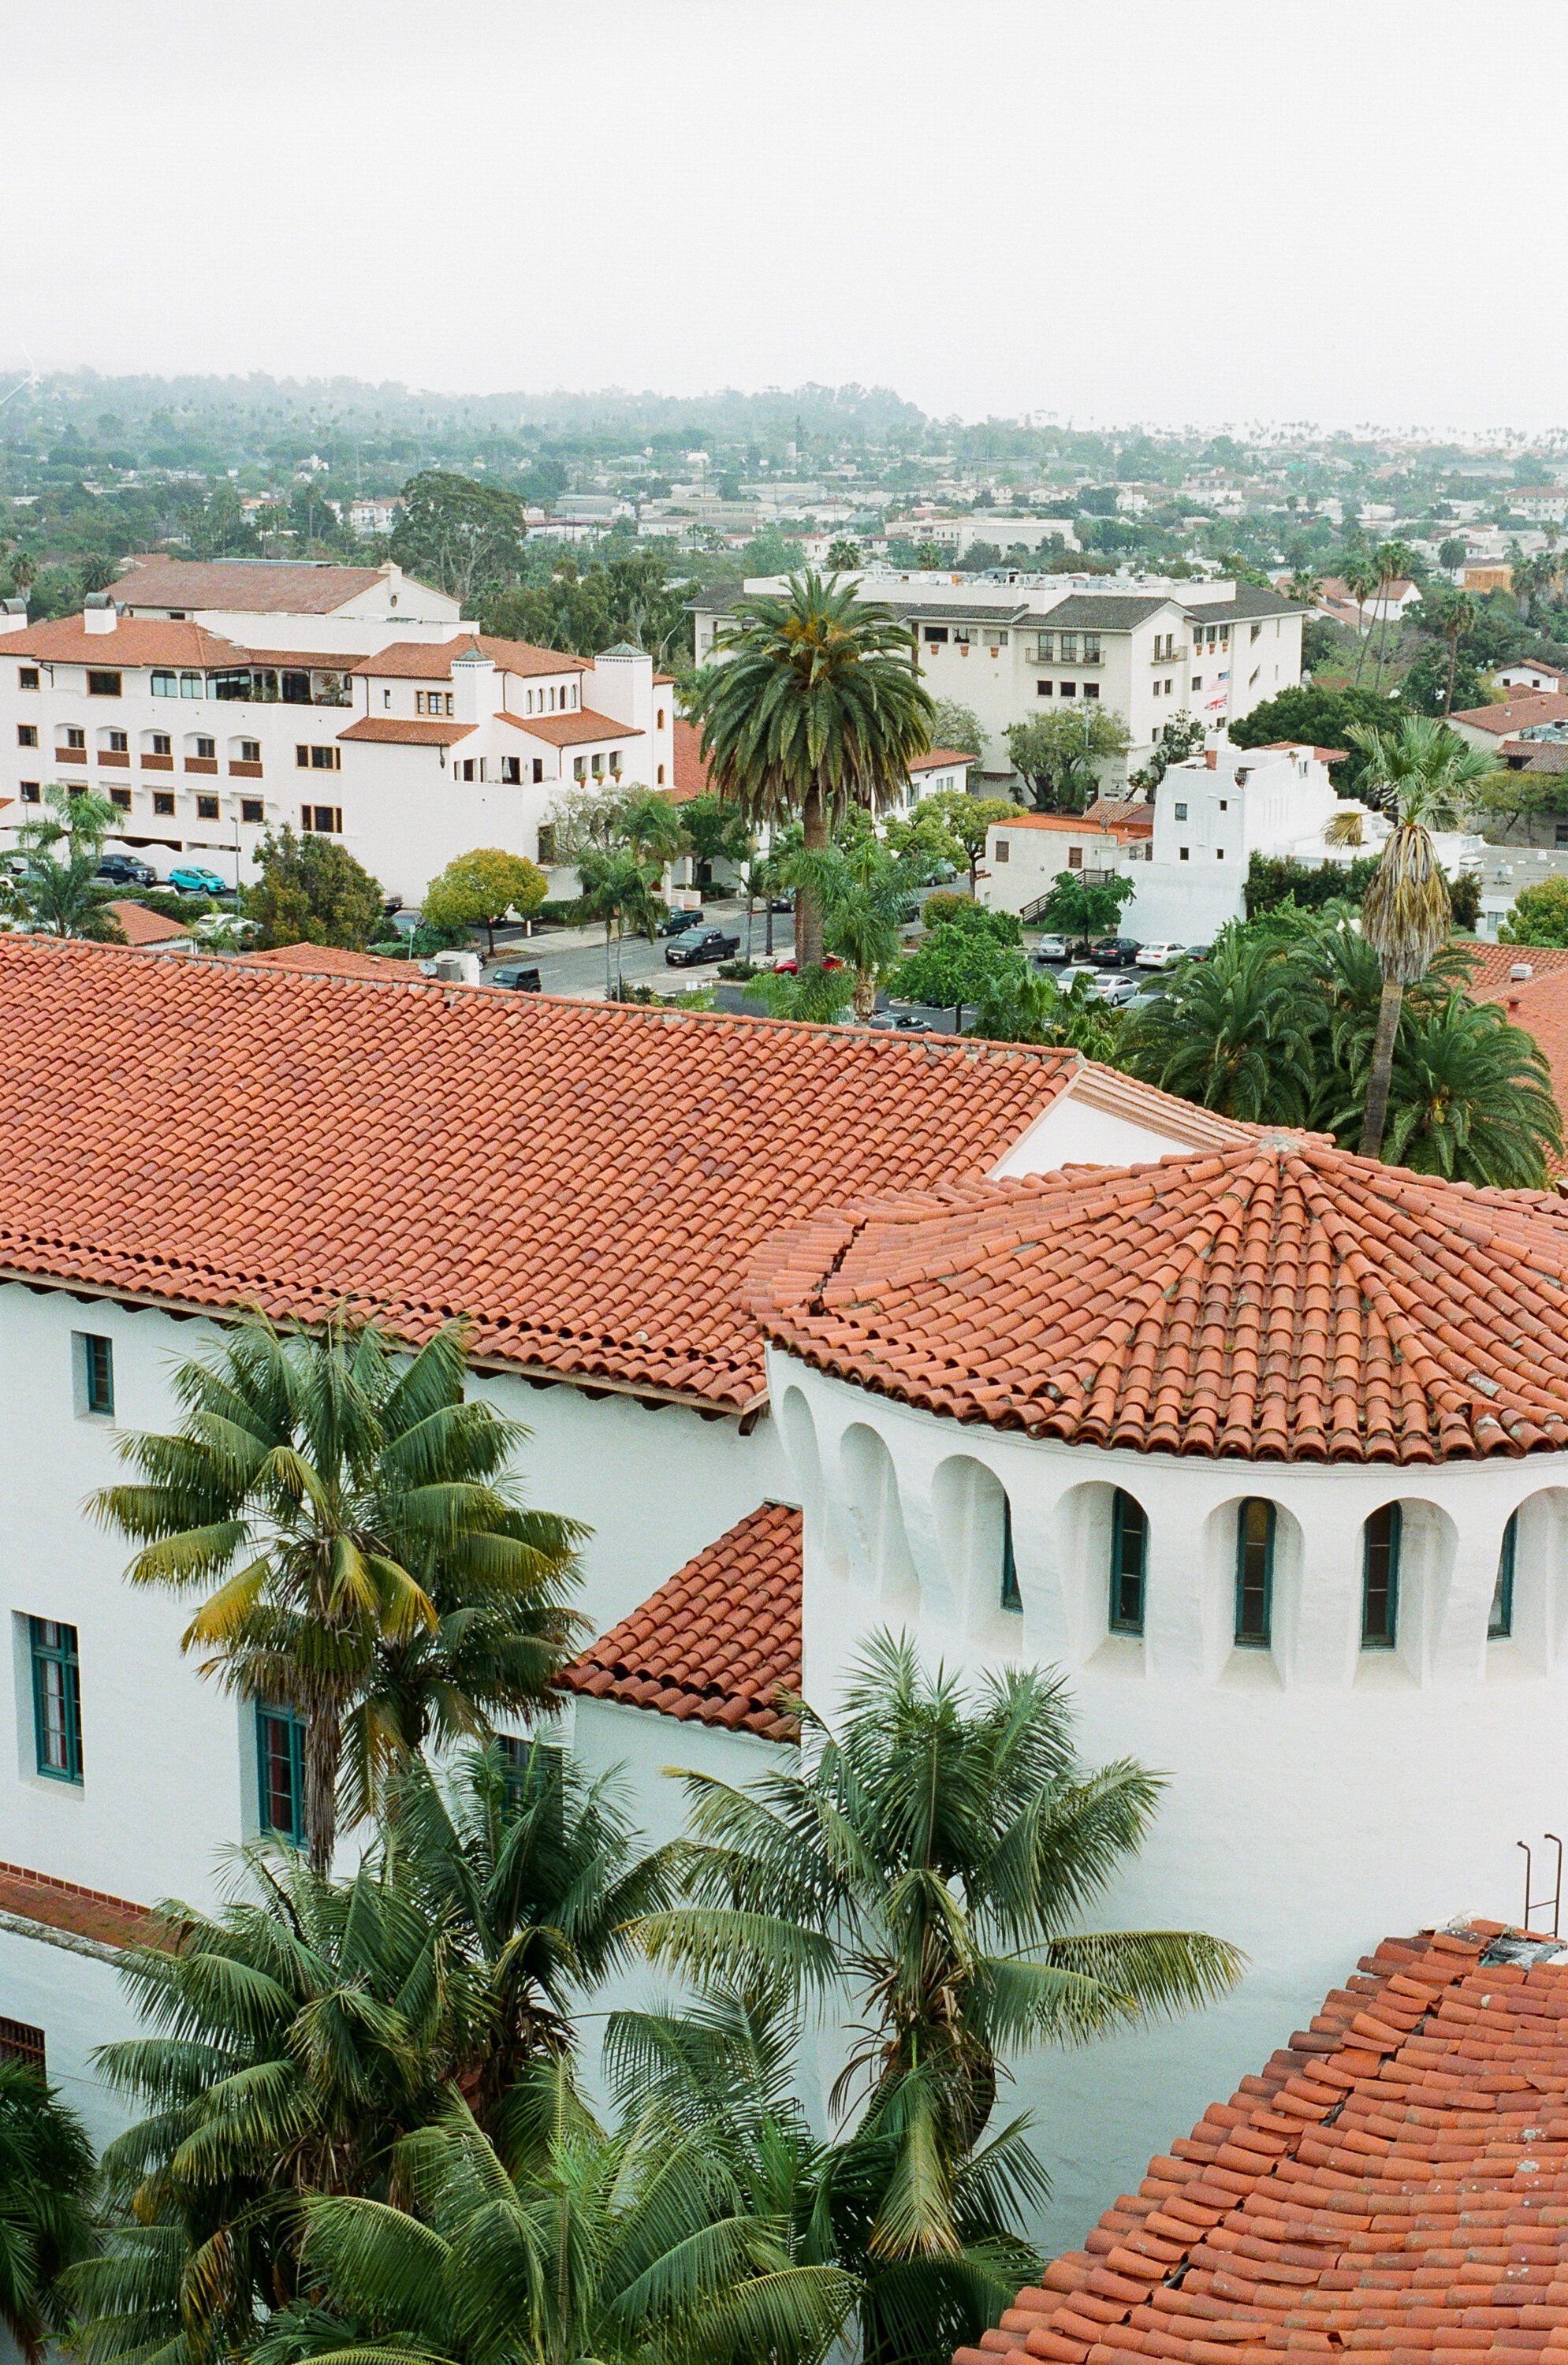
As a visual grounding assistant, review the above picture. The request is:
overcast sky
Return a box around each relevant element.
[3,1,1552,435]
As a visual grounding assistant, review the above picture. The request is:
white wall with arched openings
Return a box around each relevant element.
[767,1343,1568,2253]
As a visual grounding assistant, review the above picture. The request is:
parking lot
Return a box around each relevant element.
[476,897,794,999]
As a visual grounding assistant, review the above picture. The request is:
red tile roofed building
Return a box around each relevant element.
[963,1924,1568,2365]
[102,899,197,948]
[1466,944,1568,1140]
[236,942,415,981]
[1451,692,1568,747]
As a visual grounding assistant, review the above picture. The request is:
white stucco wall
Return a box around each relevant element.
[769,1349,1568,2250]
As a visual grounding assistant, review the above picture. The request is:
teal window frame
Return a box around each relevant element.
[1361,1503,1402,1649]
[28,1618,82,1783]
[1234,1499,1275,1646]
[77,1332,114,1417]
[255,1705,305,1844]
[1000,1497,1021,1611]
[1491,1513,1518,1639]
[1108,1490,1148,1634]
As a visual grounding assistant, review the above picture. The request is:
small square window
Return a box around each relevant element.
[1059,680,1076,698]
[196,795,219,820]
[110,788,131,810]
[106,729,128,753]
[1084,682,1100,699]
[241,798,263,825]
[64,727,85,750]
[18,667,39,691]
[20,781,39,803]
[194,736,215,761]
[87,669,122,698]
[1037,679,1053,696]
[28,1618,82,1784]
[74,1331,114,1417]
[151,733,171,757]
[17,724,36,747]
[239,739,260,764]
[153,791,175,816]
[1179,846,1190,862]
[1174,803,1187,820]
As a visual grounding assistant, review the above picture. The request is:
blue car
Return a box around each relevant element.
[166,866,228,897]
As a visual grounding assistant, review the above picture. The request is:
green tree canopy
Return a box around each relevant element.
[422,848,547,955]
[244,826,385,951]
[1037,867,1136,946]
[0,2063,95,2363]
[888,921,1023,1023]
[1004,710,1130,812]
[392,471,528,605]
[927,698,987,760]
[1502,874,1568,944]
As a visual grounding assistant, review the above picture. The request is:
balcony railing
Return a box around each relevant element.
[1149,645,1188,665]
[1034,643,1104,665]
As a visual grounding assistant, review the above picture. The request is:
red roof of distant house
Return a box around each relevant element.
[111,557,400,616]
[558,1503,801,1740]
[909,747,974,773]
[1466,944,1568,1137]
[961,1923,1568,2365]
[1452,693,1568,736]
[0,938,1087,1415]
[5,617,244,666]
[1260,739,1351,763]
[105,900,196,948]
[993,812,1150,838]
[237,944,415,981]
[349,635,586,682]
[498,706,642,747]
[669,717,713,804]
[337,715,475,747]
[750,1135,1568,1462]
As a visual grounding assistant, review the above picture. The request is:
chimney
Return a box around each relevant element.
[0,598,28,639]
[450,646,500,725]
[1508,995,1522,1014]
[1204,749,1218,769]
[1510,963,1534,981]
[83,593,117,636]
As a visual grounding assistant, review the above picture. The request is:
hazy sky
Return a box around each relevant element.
[4,1,1554,434]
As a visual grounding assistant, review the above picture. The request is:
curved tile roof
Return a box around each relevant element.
[962,1922,1568,2365]
[557,1502,801,1740]
[749,1138,1568,1462]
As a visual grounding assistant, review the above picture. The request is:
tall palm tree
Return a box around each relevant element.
[16,783,126,940]
[641,1633,1241,2263]
[1369,539,1414,691]
[573,846,665,995]
[0,2062,95,2364]
[1345,557,1379,684]
[614,787,687,880]
[249,2084,855,2365]
[91,1310,582,1871]
[1434,587,1477,712]
[1346,715,1496,1160]
[689,572,933,970]
[791,840,918,1021]
[1286,568,1321,609]
[73,1851,475,2365]
[1121,929,1319,1123]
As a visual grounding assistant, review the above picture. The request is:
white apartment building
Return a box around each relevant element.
[690,572,1305,789]
[0,557,676,903]
[900,516,1081,559]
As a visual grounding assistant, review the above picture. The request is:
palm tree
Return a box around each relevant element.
[1121,929,1319,1123]
[0,2061,95,2363]
[1345,557,1379,683]
[642,1633,1241,2263]
[613,787,687,881]
[689,572,934,970]
[573,846,664,996]
[17,783,126,940]
[1434,587,1477,712]
[791,840,918,1021]
[1369,539,1414,691]
[1346,715,1496,1160]
[828,538,862,570]
[91,1310,582,1871]
[1286,569,1321,609]
[1335,991,1562,1187]
[73,1850,475,2365]
[250,2084,855,2365]
[385,1743,673,2149]
[970,965,1123,1059]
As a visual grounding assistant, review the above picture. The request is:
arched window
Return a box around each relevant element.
[1235,1499,1275,1645]
[657,763,666,785]
[1361,1503,1402,1648]
[1491,1512,1518,1639]
[1109,1489,1147,1634]
[1000,1497,1021,1612]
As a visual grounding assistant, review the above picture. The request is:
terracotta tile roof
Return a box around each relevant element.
[1468,952,1568,1136]
[337,714,475,746]
[962,1922,1568,2365]
[749,1136,1568,1462]
[502,706,642,747]
[351,635,586,682]
[104,899,196,947]
[6,617,244,666]
[0,1858,155,1949]
[558,1502,801,1739]
[669,717,713,803]
[232,647,366,672]
[1083,795,1153,828]
[910,747,976,773]
[0,938,1081,1414]
[1462,942,1568,996]
[1258,739,1350,763]
[237,943,414,980]
[112,557,395,615]
[1452,693,1568,736]
[995,813,1149,839]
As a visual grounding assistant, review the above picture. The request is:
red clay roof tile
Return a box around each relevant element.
[960,1926,1568,2365]
[750,1138,1568,1462]
[237,944,415,980]
[0,1858,155,1949]
[0,938,1079,1413]
[111,557,398,616]
[557,1502,801,1739]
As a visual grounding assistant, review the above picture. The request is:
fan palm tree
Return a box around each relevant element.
[248,2083,855,2365]
[689,573,934,969]
[1121,929,1318,1123]
[384,1743,673,2152]
[791,840,918,1021]
[1286,569,1321,609]
[573,846,665,995]
[91,1310,583,1871]
[0,2061,95,2363]
[1346,715,1496,1160]
[640,1633,1241,2263]
[73,1849,473,2365]
[1334,990,1562,1186]
[1433,587,1477,712]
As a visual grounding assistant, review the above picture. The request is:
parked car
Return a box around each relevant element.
[1089,937,1142,969]
[1134,940,1186,970]
[869,1011,934,1034]
[490,963,542,993]
[166,865,228,897]
[96,853,158,888]
[1030,934,1069,964]
[768,890,795,912]
[665,926,741,967]
[771,953,845,974]
[1093,973,1140,1007]
[657,907,704,936]
[1056,962,1101,991]
[1184,943,1213,963]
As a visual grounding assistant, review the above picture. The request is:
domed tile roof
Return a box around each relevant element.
[748,1138,1568,1463]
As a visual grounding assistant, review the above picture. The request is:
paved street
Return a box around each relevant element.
[481,897,794,999]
